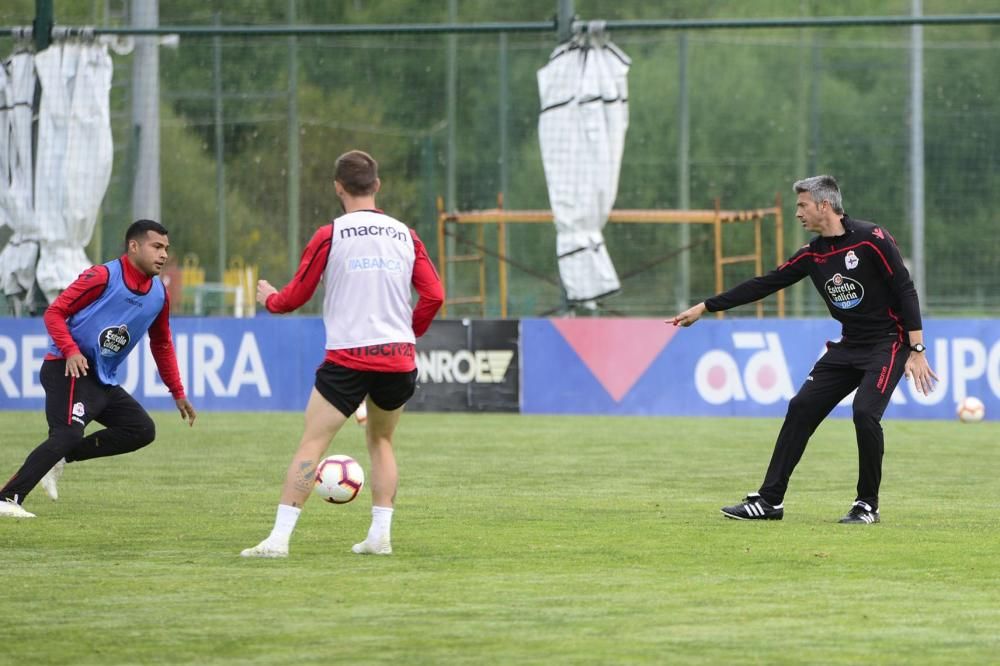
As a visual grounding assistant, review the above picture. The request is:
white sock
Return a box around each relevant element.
[267,504,302,544]
[367,505,393,543]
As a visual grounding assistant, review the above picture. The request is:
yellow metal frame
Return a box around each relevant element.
[437,194,784,319]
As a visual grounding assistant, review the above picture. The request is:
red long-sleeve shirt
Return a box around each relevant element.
[44,257,186,399]
[267,221,444,372]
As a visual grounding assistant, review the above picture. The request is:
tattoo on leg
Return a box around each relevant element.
[293,460,315,494]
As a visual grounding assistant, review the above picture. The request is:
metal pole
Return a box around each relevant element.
[213,12,226,281]
[421,135,436,242]
[8,14,1000,38]
[287,0,300,278]
[445,0,457,298]
[499,31,510,317]
[557,0,574,43]
[910,0,926,309]
[792,0,811,316]
[131,0,161,222]
[499,32,509,202]
[446,0,457,211]
[33,0,53,51]
[676,32,690,311]
[90,0,110,263]
[808,40,821,172]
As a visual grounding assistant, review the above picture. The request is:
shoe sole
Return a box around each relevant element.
[0,510,36,519]
[721,509,782,521]
[240,549,288,558]
[240,542,289,558]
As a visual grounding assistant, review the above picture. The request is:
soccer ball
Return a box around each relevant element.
[314,455,365,504]
[956,396,985,423]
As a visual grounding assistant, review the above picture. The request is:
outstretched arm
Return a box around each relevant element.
[669,247,811,327]
[262,225,333,313]
[670,302,707,327]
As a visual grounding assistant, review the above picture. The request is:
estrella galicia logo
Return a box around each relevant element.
[98,324,131,356]
[825,273,864,309]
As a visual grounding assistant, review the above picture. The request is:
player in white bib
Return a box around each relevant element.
[241,150,444,558]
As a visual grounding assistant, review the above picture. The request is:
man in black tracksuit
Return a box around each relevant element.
[671,175,938,524]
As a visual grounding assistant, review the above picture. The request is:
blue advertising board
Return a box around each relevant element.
[521,318,1000,420]
[0,316,518,413]
[0,316,325,412]
[3,316,1000,420]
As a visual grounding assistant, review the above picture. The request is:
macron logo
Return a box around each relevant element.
[340,225,408,242]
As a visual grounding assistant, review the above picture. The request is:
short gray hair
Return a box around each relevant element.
[793,175,843,214]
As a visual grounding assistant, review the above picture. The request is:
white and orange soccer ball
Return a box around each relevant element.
[314,455,365,504]
[956,396,985,423]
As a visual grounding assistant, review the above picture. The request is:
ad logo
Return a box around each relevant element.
[98,325,130,356]
[417,350,514,384]
[825,273,864,309]
[694,332,795,405]
[345,256,402,273]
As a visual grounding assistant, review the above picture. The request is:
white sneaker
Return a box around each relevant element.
[351,537,392,555]
[40,458,66,501]
[0,498,36,519]
[240,539,289,558]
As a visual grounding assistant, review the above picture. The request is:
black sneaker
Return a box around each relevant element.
[720,493,784,520]
[838,501,880,524]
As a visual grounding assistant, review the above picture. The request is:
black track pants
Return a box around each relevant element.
[757,338,909,509]
[0,359,155,503]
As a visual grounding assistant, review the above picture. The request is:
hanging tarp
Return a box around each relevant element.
[0,41,113,311]
[34,42,114,303]
[0,51,40,306]
[537,24,630,305]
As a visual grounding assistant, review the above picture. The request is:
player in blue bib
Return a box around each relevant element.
[1,220,196,519]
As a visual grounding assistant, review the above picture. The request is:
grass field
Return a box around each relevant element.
[3,410,999,665]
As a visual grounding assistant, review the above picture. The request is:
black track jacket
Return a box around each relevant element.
[705,215,922,345]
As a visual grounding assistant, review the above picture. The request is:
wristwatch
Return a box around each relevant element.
[910,343,926,353]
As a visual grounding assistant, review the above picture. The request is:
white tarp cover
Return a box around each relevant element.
[537,28,630,304]
[0,51,39,301]
[0,42,113,308]
[34,43,114,302]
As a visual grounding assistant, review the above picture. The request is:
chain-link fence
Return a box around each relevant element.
[2,1,999,317]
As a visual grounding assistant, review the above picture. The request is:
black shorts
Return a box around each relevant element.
[40,358,152,437]
[314,361,418,417]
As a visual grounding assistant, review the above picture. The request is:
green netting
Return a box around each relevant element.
[2,1,998,316]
